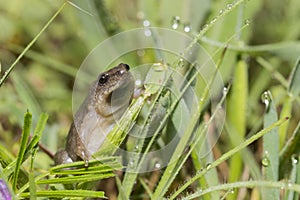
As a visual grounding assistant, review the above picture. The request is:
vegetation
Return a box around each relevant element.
[0,0,300,199]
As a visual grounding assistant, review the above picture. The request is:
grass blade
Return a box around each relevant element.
[262,91,279,199]
[288,58,300,97]
[226,58,248,199]
[20,190,106,199]
[12,111,32,191]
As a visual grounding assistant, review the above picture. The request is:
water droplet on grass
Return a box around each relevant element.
[143,20,150,27]
[244,19,251,25]
[155,162,161,169]
[172,16,180,29]
[144,29,152,37]
[262,155,270,167]
[261,91,271,108]
[183,24,191,32]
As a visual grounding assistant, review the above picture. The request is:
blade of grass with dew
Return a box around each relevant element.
[224,123,262,180]
[36,173,115,185]
[51,156,122,174]
[117,65,174,199]
[190,48,228,200]
[168,117,289,199]
[0,2,67,87]
[51,162,122,176]
[226,58,248,198]
[288,58,300,97]
[262,91,280,200]
[152,53,225,199]
[173,83,231,200]
[20,190,106,199]
[279,121,300,177]
[182,180,300,199]
[12,111,32,191]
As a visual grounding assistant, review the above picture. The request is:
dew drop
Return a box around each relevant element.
[291,155,298,164]
[178,58,185,67]
[155,162,161,169]
[183,24,191,32]
[227,3,232,9]
[223,87,228,95]
[262,156,270,167]
[143,20,150,27]
[244,19,251,25]
[171,16,180,29]
[210,17,217,24]
[219,9,224,15]
[261,91,271,108]
[205,163,212,170]
[202,24,208,30]
[144,29,152,37]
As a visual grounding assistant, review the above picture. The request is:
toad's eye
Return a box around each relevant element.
[98,73,109,84]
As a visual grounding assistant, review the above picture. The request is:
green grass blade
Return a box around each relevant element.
[12,111,32,191]
[28,172,36,200]
[36,173,115,184]
[262,91,279,199]
[226,58,248,199]
[288,58,300,97]
[20,190,106,199]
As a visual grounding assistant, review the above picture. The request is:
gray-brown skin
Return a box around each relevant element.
[54,63,135,166]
